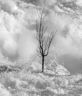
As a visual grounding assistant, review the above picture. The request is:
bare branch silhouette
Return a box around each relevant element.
[36,7,57,72]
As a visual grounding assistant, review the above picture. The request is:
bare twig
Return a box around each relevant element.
[36,6,57,72]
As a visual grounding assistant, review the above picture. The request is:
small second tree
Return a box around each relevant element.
[36,8,57,72]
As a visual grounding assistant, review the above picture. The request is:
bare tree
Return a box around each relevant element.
[36,8,57,72]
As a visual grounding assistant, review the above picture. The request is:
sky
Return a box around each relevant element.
[0,0,82,74]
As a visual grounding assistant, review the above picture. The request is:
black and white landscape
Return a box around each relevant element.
[0,0,82,96]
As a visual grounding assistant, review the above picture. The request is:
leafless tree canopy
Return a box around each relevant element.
[36,7,57,72]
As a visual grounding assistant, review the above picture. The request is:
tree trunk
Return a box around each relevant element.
[42,56,44,72]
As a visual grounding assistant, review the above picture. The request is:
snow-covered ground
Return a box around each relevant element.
[0,62,81,96]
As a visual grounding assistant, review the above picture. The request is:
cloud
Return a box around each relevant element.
[17,28,38,60]
[75,0,82,7]
[0,11,21,55]
[49,11,82,58]
[0,1,39,61]
[1,0,82,62]
[0,0,18,13]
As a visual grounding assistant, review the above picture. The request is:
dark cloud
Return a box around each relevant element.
[59,55,82,74]
[21,0,42,5]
